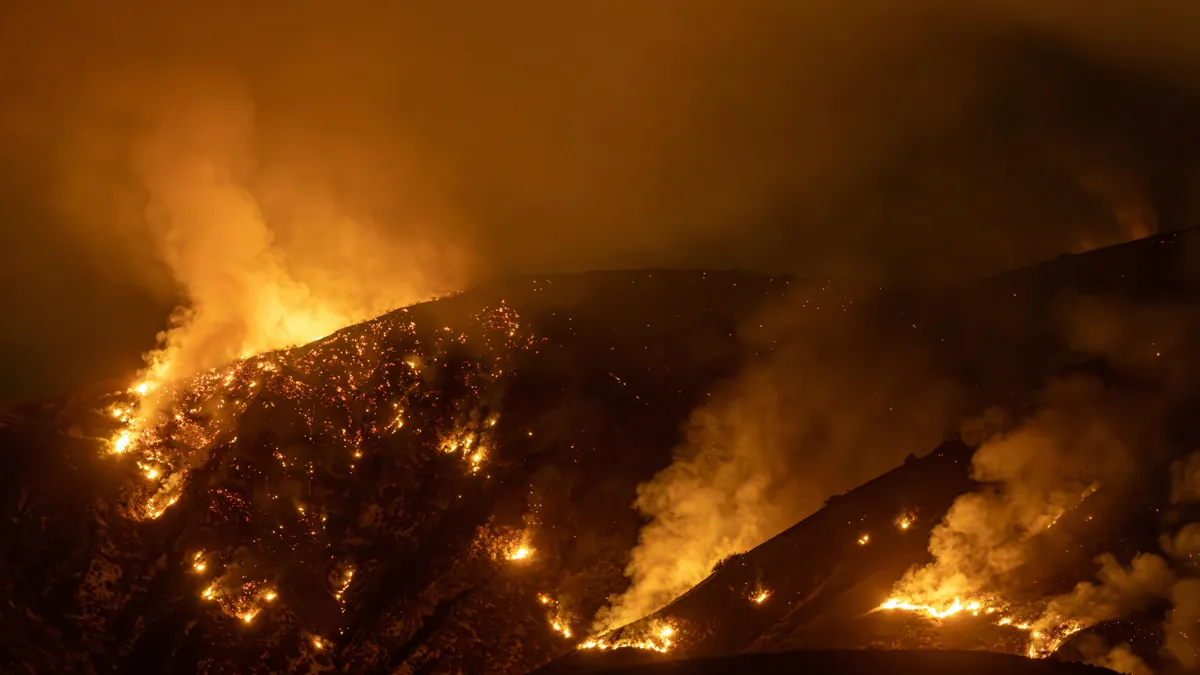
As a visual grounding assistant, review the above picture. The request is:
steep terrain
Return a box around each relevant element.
[542,228,1200,674]
[1,271,811,673]
[5,229,1200,674]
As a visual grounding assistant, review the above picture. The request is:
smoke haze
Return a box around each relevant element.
[7,1,1200,396]
[596,285,962,631]
[888,374,1147,611]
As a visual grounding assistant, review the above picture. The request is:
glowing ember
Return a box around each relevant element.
[92,302,534,638]
[311,636,324,650]
[538,594,552,605]
[332,564,355,606]
[752,590,770,604]
[1026,621,1085,659]
[857,533,870,546]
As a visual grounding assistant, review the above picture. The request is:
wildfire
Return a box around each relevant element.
[93,302,533,639]
[1026,622,1085,659]
[388,407,405,431]
[878,597,988,619]
[579,621,678,653]
[332,565,355,604]
[877,593,1090,660]
[536,593,575,638]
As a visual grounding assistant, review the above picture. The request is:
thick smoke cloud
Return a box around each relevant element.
[127,72,468,383]
[596,286,962,631]
[1031,552,1173,638]
[1077,636,1155,675]
[6,1,1200,396]
[1163,453,1200,669]
[1164,578,1200,669]
[889,374,1147,611]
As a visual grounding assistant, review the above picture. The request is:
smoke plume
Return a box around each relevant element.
[889,375,1142,609]
[1172,453,1200,505]
[7,1,1200,397]
[1076,637,1154,675]
[595,287,961,631]
[1165,577,1200,670]
[126,74,468,388]
[1162,453,1200,669]
[1031,552,1173,637]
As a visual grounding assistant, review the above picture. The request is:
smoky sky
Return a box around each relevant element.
[3,0,1200,400]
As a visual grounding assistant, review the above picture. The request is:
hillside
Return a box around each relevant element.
[540,229,1200,674]
[4,229,1200,673]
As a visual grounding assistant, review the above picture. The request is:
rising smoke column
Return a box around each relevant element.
[595,287,960,632]
[888,375,1139,611]
[113,70,471,403]
[1159,452,1200,669]
[9,0,1200,403]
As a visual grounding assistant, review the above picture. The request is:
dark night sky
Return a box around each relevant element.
[3,1,1200,401]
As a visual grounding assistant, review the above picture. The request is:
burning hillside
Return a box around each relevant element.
[2,271,806,673]
[7,230,1200,674]
[539,230,1200,675]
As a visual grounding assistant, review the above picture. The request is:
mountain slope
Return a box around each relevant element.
[5,229,1200,674]
[2,271,806,673]
[540,229,1200,674]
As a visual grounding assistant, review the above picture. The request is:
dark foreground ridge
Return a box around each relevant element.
[4,230,1200,673]
[548,649,1116,675]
